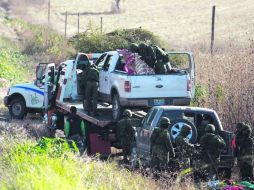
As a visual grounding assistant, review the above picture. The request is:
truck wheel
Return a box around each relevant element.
[9,98,26,119]
[112,94,122,121]
[169,118,197,143]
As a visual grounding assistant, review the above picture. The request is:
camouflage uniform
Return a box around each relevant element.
[175,124,194,170]
[80,67,89,95]
[234,123,244,158]
[117,109,135,163]
[150,117,175,170]
[128,43,139,53]
[200,124,225,180]
[138,43,156,69]
[237,124,253,181]
[153,46,169,74]
[85,65,99,115]
[65,106,86,154]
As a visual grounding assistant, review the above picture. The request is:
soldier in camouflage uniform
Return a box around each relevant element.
[200,124,225,180]
[153,45,170,74]
[150,117,175,171]
[175,124,194,170]
[117,109,135,163]
[237,124,253,181]
[79,64,90,95]
[85,64,99,116]
[138,43,157,69]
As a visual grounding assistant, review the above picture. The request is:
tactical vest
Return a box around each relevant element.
[87,68,99,82]
[67,114,83,136]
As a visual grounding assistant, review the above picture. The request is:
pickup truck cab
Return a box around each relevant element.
[95,51,195,120]
[132,106,234,176]
[3,53,100,119]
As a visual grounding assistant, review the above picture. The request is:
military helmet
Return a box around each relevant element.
[236,122,244,129]
[138,42,148,50]
[129,43,139,53]
[123,109,132,118]
[242,124,251,132]
[205,124,215,133]
[160,117,171,127]
[181,124,192,133]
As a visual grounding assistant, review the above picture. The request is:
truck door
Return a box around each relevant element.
[136,108,159,160]
[98,54,113,99]
[167,52,195,98]
[74,53,90,97]
[36,63,55,110]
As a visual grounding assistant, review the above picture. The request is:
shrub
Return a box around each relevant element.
[0,123,156,190]
[190,83,209,107]
[194,44,254,130]
[3,17,74,63]
[70,24,165,53]
[0,37,30,86]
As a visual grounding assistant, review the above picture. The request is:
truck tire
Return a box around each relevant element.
[9,98,26,119]
[112,94,122,121]
[169,118,197,144]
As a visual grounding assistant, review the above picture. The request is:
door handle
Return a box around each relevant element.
[156,84,163,88]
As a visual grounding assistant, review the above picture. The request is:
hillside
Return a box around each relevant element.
[5,0,254,48]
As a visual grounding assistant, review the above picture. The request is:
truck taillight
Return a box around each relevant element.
[124,81,131,92]
[187,80,192,91]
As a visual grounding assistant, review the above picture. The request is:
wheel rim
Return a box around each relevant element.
[112,97,119,119]
[12,102,22,116]
[170,122,192,141]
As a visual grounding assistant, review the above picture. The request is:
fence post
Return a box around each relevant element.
[78,13,80,34]
[101,16,103,33]
[211,5,216,55]
[65,11,68,39]
[48,0,51,23]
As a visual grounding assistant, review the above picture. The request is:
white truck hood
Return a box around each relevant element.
[10,83,44,96]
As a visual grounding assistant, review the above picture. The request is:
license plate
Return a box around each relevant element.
[153,99,165,106]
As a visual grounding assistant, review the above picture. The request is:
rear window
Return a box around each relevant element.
[161,110,182,123]
[142,109,159,128]
[161,110,195,124]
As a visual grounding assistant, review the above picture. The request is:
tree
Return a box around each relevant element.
[115,0,120,9]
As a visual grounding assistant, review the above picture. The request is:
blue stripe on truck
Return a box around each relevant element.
[13,86,44,96]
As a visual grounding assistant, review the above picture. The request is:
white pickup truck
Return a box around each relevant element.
[3,53,101,119]
[95,51,195,120]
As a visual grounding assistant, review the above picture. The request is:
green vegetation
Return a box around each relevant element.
[191,84,209,107]
[0,136,153,190]
[3,16,73,63]
[70,24,165,53]
[0,15,74,86]
[0,37,30,86]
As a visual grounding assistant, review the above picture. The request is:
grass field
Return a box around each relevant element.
[8,0,254,49]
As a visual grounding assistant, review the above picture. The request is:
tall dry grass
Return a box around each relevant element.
[194,41,254,131]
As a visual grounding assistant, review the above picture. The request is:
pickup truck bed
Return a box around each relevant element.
[56,101,112,127]
[56,101,146,127]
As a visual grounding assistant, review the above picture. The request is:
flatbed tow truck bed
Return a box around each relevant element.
[56,100,146,128]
